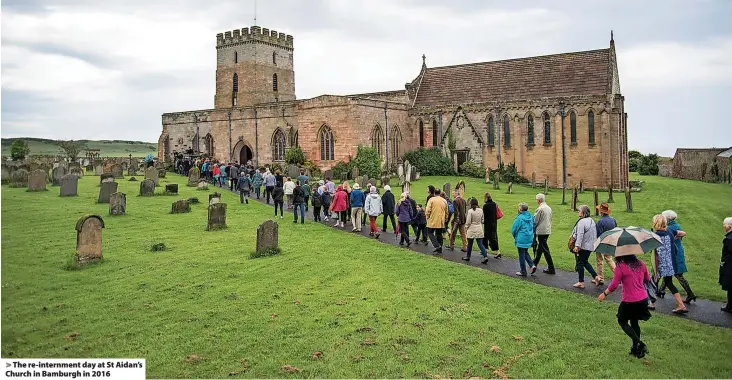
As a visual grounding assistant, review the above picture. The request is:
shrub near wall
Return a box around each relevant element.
[402,147,454,176]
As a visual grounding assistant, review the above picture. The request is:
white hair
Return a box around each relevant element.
[662,210,678,221]
[536,193,546,202]
[519,202,529,211]
[725,217,732,227]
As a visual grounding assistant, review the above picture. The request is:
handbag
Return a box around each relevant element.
[568,219,581,252]
[496,206,504,220]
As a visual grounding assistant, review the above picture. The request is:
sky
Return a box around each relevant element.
[2,0,731,156]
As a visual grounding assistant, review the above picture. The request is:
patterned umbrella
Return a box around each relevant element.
[593,226,662,256]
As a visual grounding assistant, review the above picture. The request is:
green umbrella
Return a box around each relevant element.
[593,226,662,256]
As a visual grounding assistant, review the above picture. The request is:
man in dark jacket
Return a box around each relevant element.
[293,181,306,224]
[721,217,732,313]
[311,186,323,222]
[381,185,397,233]
[449,190,467,252]
[272,184,285,219]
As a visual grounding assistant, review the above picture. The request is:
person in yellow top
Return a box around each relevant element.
[425,188,450,254]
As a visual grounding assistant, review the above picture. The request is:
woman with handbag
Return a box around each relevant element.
[482,192,503,259]
[652,214,689,314]
[570,205,601,288]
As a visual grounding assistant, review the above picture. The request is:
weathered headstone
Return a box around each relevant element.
[397,164,403,178]
[171,200,191,214]
[485,168,492,184]
[165,184,178,194]
[323,169,333,180]
[443,183,451,198]
[52,166,66,186]
[358,175,368,190]
[139,179,155,196]
[94,165,104,176]
[70,167,84,178]
[209,192,221,205]
[256,220,279,254]
[27,169,48,192]
[351,167,359,181]
[75,215,104,265]
[415,171,421,180]
[145,167,159,186]
[507,182,513,194]
[579,179,584,193]
[109,192,127,216]
[113,165,123,179]
[381,176,390,187]
[339,172,348,183]
[607,184,614,203]
[86,164,94,172]
[288,164,300,180]
[207,203,227,230]
[127,166,136,176]
[158,169,166,179]
[398,174,405,187]
[410,167,417,182]
[197,181,209,190]
[493,172,500,190]
[188,167,201,186]
[69,162,81,171]
[100,173,115,184]
[531,172,537,187]
[60,174,79,197]
[11,169,28,188]
[98,181,118,203]
[593,187,599,216]
[544,178,549,195]
[571,186,578,211]
[625,187,633,212]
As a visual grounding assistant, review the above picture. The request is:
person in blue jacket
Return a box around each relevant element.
[349,183,366,232]
[512,202,537,276]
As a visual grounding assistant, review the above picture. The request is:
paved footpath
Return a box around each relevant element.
[213,180,732,328]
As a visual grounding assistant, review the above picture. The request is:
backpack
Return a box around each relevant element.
[446,199,454,215]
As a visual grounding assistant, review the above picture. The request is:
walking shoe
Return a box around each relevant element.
[461,256,470,261]
[530,266,537,274]
[543,268,556,274]
[460,249,467,253]
[245,200,248,204]
[481,258,489,264]
[494,253,502,259]
[375,232,380,239]
[515,272,527,277]
[721,306,732,313]
[432,248,442,254]
[684,295,697,304]
[635,342,648,359]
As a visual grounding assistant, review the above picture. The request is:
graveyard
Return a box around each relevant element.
[1,170,731,378]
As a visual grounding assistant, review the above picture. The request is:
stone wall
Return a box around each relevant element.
[672,148,728,182]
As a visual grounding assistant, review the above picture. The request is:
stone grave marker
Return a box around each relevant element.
[69,162,81,171]
[27,169,48,191]
[114,165,124,179]
[86,164,94,172]
[352,167,359,180]
[410,167,417,182]
[197,181,209,190]
[323,169,333,180]
[11,169,28,188]
[579,179,584,193]
[145,167,159,186]
[171,200,191,214]
[572,186,578,211]
[158,169,166,179]
[94,165,104,176]
[625,187,633,212]
[485,169,492,184]
[415,171,421,180]
[207,203,227,230]
[397,164,403,178]
[75,215,104,265]
[443,183,451,197]
[256,220,279,254]
[209,192,222,205]
[493,172,500,190]
[70,167,84,178]
[165,184,178,194]
[139,179,155,196]
[288,164,300,179]
[109,192,127,216]
[188,167,201,186]
[507,182,513,194]
[98,181,118,203]
[60,174,79,197]
[607,184,614,203]
[1,164,10,184]
[127,166,136,176]
[100,173,115,184]
[544,178,549,195]
[381,176,390,187]
[128,177,137,181]
[593,187,599,216]
[398,174,405,187]
[531,172,537,187]
[52,166,66,186]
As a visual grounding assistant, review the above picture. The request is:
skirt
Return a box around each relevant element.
[617,299,652,322]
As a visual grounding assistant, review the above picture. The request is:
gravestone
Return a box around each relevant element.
[323,169,333,180]
[75,215,104,265]
[97,181,118,203]
[128,177,137,181]
[288,164,300,180]
[165,184,178,194]
[113,165,123,179]
[188,167,201,186]
[381,176,390,187]
[60,174,79,197]
[94,165,104,176]
[572,186,578,211]
[207,203,227,230]
[593,187,599,216]
[410,167,417,182]
[507,182,513,194]
[352,167,359,181]
[625,187,633,212]
[70,167,84,178]
[209,192,222,205]
[579,179,584,193]
[69,162,81,171]
[531,172,536,187]
[27,169,48,192]
[100,173,115,184]
[493,172,500,190]
[358,175,368,190]
[415,171,421,180]
[1,164,10,184]
[443,183,451,198]
[339,172,348,183]
[86,164,94,172]
[171,200,191,214]
[397,164,403,178]
[607,185,614,203]
[52,166,66,186]
[127,166,136,176]
[197,181,209,190]
[398,174,405,187]
[544,178,549,195]
[256,220,279,254]
[139,179,155,196]
[11,169,28,188]
[158,169,166,179]
[109,192,127,216]
[145,167,159,186]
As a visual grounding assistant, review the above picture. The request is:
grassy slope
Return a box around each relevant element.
[1,138,157,157]
[375,174,732,302]
[1,174,731,378]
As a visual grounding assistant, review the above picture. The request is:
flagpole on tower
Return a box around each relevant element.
[254,0,257,25]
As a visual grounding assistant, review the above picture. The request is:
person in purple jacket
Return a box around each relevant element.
[396,192,414,247]
[595,203,617,284]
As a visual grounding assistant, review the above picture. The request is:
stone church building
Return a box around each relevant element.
[159,26,628,188]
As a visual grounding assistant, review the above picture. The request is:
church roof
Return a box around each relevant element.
[413,49,611,107]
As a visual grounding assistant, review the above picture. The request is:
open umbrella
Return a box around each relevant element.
[593,226,662,256]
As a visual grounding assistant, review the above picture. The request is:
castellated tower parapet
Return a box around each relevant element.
[217,26,293,50]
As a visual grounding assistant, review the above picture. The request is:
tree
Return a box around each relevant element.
[628,150,644,172]
[57,140,85,160]
[10,140,30,161]
[353,146,381,178]
[284,147,305,165]
[637,153,660,176]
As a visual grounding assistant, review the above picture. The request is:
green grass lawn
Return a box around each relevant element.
[1,138,157,157]
[375,174,732,302]
[2,174,731,378]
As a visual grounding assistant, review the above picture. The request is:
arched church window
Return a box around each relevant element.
[272,129,286,161]
[371,125,384,156]
[204,134,214,157]
[419,120,424,147]
[588,111,596,145]
[543,112,551,144]
[503,115,511,148]
[319,125,335,161]
[389,125,402,165]
[432,120,438,146]
[233,73,238,93]
[487,117,495,147]
[234,51,238,63]
[570,111,577,144]
[273,51,277,65]
[272,74,278,92]
[527,115,535,145]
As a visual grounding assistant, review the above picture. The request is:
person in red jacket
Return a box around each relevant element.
[330,185,349,228]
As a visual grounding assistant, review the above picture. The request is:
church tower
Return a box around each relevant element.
[214,26,295,109]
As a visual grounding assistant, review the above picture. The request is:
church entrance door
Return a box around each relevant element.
[456,150,469,173]
[239,145,253,165]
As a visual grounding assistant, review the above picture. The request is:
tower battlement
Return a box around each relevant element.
[217,26,293,50]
